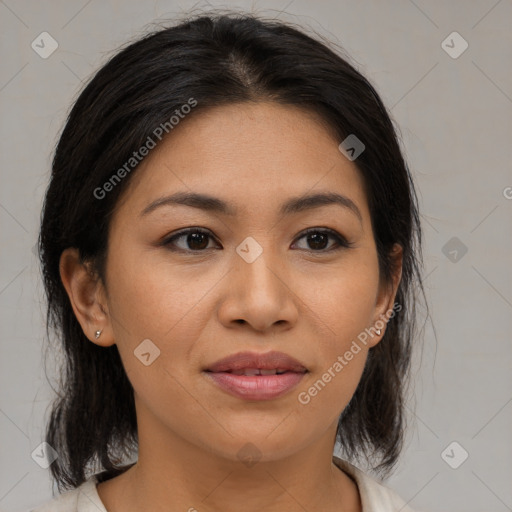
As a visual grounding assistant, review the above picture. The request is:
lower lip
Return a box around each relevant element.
[204,371,306,400]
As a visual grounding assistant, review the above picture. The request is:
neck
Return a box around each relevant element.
[97,403,361,512]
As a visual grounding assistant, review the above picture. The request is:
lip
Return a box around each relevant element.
[204,351,308,401]
[205,350,308,373]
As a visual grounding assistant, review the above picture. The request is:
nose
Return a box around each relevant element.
[217,247,299,333]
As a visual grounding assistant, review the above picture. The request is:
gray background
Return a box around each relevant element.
[1,1,511,511]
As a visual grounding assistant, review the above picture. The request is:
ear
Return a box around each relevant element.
[367,243,403,347]
[59,248,115,347]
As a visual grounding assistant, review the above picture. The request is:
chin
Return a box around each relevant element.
[203,427,312,464]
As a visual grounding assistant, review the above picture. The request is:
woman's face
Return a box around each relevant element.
[78,102,401,463]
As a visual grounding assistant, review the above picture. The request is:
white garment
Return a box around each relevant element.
[30,457,416,511]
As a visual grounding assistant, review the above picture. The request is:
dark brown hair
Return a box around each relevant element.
[38,9,427,493]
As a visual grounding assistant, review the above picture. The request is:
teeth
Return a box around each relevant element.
[243,368,261,376]
[229,368,289,376]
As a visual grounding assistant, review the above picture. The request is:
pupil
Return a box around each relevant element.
[189,232,208,250]
[308,233,327,250]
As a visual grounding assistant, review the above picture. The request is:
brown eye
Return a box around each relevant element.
[163,228,217,252]
[292,228,353,252]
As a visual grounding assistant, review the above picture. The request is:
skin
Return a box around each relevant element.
[60,101,402,512]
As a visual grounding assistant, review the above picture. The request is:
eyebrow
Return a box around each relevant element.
[139,191,363,224]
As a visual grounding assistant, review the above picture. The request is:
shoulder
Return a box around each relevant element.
[29,475,107,512]
[333,456,417,512]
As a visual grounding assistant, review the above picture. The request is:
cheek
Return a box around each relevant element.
[104,249,216,429]
[106,245,213,338]
[297,352,366,427]
[292,253,378,412]
[104,246,222,387]
[297,252,379,347]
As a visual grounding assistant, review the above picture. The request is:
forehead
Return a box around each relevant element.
[113,102,369,222]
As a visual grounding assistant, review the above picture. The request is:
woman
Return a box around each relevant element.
[33,10,426,511]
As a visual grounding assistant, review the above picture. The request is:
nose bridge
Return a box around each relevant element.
[235,235,284,298]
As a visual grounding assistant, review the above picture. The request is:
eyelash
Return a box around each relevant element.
[161,227,354,254]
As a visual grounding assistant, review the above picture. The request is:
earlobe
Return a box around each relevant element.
[59,248,115,347]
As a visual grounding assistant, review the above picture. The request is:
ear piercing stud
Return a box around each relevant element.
[376,329,381,335]
[95,329,102,339]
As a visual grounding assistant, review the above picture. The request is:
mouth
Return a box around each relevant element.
[205,350,308,373]
[203,351,308,401]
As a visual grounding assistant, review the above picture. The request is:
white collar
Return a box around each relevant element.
[333,456,416,511]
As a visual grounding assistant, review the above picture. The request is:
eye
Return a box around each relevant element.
[292,228,353,252]
[162,228,218,252]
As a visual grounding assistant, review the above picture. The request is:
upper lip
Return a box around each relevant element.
[205,351,308,373]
